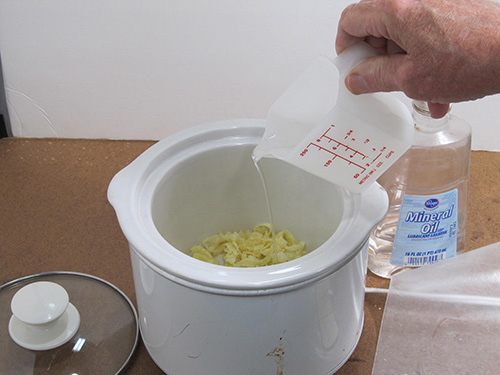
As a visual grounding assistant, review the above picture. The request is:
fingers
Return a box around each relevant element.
[427,102,450,119]
[335,3,369,54]
[345,54,409,95]
[345,57,451,119]
[335,1,391,54]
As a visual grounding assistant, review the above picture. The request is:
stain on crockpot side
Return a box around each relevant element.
[266,336,285,375]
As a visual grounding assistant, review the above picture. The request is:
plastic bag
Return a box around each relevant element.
[373,241,500,375]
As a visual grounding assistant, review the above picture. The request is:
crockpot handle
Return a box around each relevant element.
[107,168,130,210]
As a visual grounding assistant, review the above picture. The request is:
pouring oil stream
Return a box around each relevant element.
[252,155,277,249]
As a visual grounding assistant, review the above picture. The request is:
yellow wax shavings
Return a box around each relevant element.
[190,223,306,267]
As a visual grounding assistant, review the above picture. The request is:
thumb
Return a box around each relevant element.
[344,54,409,95]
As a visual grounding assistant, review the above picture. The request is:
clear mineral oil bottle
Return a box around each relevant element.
[368,100,472,278]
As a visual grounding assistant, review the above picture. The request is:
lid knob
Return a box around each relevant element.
[8,281,80,351]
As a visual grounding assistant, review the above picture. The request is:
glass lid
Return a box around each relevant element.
[0,272,139,374]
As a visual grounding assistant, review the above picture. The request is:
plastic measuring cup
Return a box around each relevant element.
[253,42,414,194]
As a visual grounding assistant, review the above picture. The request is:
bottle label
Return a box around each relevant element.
[390,189,458,266]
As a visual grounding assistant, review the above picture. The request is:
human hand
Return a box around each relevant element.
[336,0,500,118]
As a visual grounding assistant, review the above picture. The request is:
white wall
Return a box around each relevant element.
[0,0,498,150]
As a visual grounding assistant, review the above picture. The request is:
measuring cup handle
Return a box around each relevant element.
[333,42,378,82]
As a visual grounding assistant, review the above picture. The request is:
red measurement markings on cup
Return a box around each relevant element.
[299,125,385,174]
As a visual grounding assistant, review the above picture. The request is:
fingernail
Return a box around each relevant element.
[347,74,370,94]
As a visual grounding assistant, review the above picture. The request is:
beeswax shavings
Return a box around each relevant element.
[190,223,306,267]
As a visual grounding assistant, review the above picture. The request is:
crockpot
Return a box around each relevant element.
[108,119,388,375]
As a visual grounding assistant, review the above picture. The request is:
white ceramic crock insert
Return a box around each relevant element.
[108,119,388,375]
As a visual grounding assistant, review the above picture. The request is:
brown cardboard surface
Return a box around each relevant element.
[1,138,499,374]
